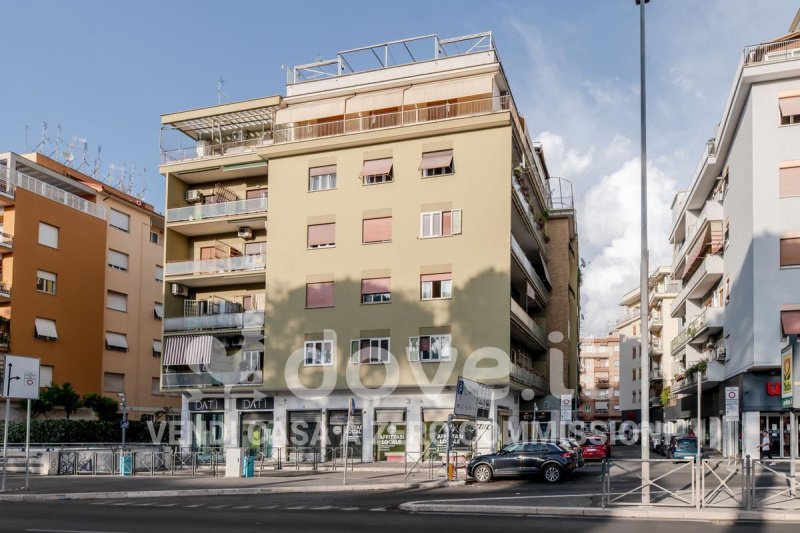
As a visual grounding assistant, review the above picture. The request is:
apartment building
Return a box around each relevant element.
[159,32,579,460]
[667,20,800,458]
[615,267,680,428]
[578,335,620,423]
[0,152,179,420]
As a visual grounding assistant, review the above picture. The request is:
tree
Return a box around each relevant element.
[82,393,119,422]
[57,383,82,419]
[31,384,60,418]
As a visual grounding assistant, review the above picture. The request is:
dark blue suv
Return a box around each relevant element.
[467,441,579,483]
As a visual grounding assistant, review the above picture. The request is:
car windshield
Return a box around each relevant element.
[675,438,697,451]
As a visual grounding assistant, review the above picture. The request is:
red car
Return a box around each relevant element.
[580,433,611,459]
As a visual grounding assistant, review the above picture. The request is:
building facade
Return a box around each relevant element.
[159,33,579,460]
[667,24,800,458]
[578,335,620,424]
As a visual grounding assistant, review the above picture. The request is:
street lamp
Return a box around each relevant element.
[118,393,127,450]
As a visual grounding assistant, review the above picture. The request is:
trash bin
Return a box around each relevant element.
[119,453,133,477]
[242,453,255,478]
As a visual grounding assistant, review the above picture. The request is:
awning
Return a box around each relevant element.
[420,272,451,282]
[308,223,336,247]
[595,402,609,410]
[403,75,495,105]
[419,150,453,170]
[309,165,337,177]
[360,158,393,177]
[163,335,213,366]
[779,95,800,117]
[781,310,800,336]
[154,303,163,319]
[153,340,162,354]
[35,318,58,339]
[780,166,800,196]
[362,277,391,294]
[105,332,128,350]
[346,89,404,114]
[275,97,348,124]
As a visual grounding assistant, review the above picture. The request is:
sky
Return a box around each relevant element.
[0,0,797,335]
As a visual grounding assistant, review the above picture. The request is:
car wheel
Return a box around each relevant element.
[473,464,493,483]
[543,464,562,483]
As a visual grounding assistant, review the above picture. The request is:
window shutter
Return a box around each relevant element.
[109,209,130,231]
[108,249,129,270]
[451,209,462,234]
[350,340,360,364]
[408,337,420,362]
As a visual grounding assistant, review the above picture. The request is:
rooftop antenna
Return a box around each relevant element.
[217,76,225,105]
[32,122,49,153]
[24,124,29,152]
[51,124,63,159]
[136,167,149,201]
[92,145,102,179]
[75,138,91,173]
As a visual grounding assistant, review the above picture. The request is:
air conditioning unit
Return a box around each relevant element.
[171,283,189,297]
[186,190,203,203]
[238,226,254,240]
[713,347,727,361]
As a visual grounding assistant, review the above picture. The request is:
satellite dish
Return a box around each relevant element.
[61,151,74,162]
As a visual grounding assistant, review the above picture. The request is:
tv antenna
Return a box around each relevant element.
[217,76,226,104]
[92,145,102,179]
[51,124,64,159]
[32,122,50,153]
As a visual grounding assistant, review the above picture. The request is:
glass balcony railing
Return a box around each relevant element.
[510,297,547,349]
[164,311,265,332]
[510,363,547,391]
[161,370,263,389]
[512,179,549,260]
[166,197,268,224]
[165,254,266,277]
[511,233,549,306]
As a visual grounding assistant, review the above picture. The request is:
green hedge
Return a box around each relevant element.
[0,420,168,444]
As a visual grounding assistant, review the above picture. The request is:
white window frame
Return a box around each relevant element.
[419,210,461,238]
[36,270,57,295]
[422,163,454,178]
[350,338,390,364]
[303,340,334,366]
[420,278,452,300]
[149,231,160,244]
[40,365,54,387]
[363,172,393,185]
[152,339,162,357]
[309,172,337,192]
[109,208,130,232]
[407,334,452,362]
[242,350,263,371]
[38,222,59,248]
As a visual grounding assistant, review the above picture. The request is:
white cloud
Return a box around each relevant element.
[537,131,594,179]
[607,134,633,160]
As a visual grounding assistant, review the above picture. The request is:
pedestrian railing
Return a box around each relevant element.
[700,458,744,508]
[55,448,225,477]
[749,458,800,511]
[601,458,696,507]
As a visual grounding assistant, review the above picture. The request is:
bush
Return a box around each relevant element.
[82,394,120,422]
[0,419,169,444]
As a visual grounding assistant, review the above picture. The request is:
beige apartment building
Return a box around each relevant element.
[578,335,620,423]
[0,152,178,420]
[159,33,579,459]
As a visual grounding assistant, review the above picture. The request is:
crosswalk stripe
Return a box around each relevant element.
[233,505,254,509]
[208,505,228,509]
[369,508,387,512]
[286,506,305,510]
[311,506,332,510]
[258,505,277,510]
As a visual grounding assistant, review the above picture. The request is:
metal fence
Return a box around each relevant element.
[56,448,225,477]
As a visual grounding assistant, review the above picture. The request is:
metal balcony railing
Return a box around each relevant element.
[616,308,641,326]
[166,197,268,224]
[650,369,663,380]
[165,254,266,277]
[512,179,549,260]
[511,233,549,306]
[163,311,265,332]
[744,38,800,66]
[161,135,273,165]
[161,370,264,389]
[0,283,11,298]
[0,166,105,219]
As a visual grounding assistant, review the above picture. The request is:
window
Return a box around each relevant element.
[632,391,637,403]
[242,350,263,371]
[724,219,730,249]
[632,346,637,358]
[361,277,391,303]
[154,302,163,319]
[583,360,593,369]
[304,340,334,366]
[584,405,592,413]
[362,217,392,244]
[36,270,56,294]
[408,334,451,362]
[151,377,161,395]
[108,249,129,271]
[419,150,454,177]
[106,291,128,312]
[309,166,337,191]
[149,231,160,245]
[780,165,800,197]
[598,390,610,398]
[614,360,620,367]
[307,223,336,248]
[245,241,267,256]
[779,95,800,125]
[38,222,59,248]
[632,325,637,336]
[40,365,54,387]
[360,158,393,185]
[105,332,129,352]
[780,234,800,268]
[420,273,452,300]
[34,318,58,341]
[103,372,125,393]
[109,209,130,232]
[306,282,334,308]
[246,188,268,199]
[153,339,162,357]
[632,368,637,381]
[350,338,390,364]
[614,390,620,397]
[420,210,461,238]
[155,265,163,282]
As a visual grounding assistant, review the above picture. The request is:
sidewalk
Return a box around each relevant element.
[0,470,458,501]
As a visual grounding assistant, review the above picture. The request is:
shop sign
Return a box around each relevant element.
[236,397,274,411]
[374,422,405,461]
[782,344,793,409]
[189,398,223,412]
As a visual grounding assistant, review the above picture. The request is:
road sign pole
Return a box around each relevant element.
[24,399,31,489]
[1,397,10,492]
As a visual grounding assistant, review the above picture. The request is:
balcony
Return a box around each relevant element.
[671,306,724,353]
[616,307,641,327]
[650,338,663,355]
[161,136,273,165]
[164,311,265,333]
[161,370,263,389]
[672,254,723,318]
[0,232,12,252]
[510,363,547,393]
[165,254,266,287]
[595,377,610,389]
[512,179,549,262]
[672,201,723,275]
[672,360,725,395]
[649,369,663,381]
[166,197,268,236]
[649,315,663,332]
[510,298,547,351]
[744,38,800,66]
[0,283,10,302]
[0,165,105,219]
[511,233,549,308]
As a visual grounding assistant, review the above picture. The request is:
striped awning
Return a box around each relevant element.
[163,335,213,366]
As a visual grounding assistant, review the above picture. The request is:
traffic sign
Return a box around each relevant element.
[1,355,41,400]
[560,394,573,422]
[724,386,739,422]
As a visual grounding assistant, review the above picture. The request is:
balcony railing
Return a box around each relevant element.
[510,364,547,391]
[0,232,12,248]
[161,370,263,389]
[274,96,511,144]
[161,135,273,165]
[670,306,722,353]
[650,338,663,353]
[165,254,266,277]
[650,369,663,380]
[649,315,663,329]
[511,233,549,306]
[0,283,11,298]
[0,166,105,219]
[512,179,549,260]
[166,197,268,224]
[510,298,547,349]
[616,308,641,326]
[744,38,800,66]
[164,311,265,332]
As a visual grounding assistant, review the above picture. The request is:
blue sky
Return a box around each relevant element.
[0,0,796,333]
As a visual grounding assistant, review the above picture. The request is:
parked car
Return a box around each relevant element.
[667,436,704,460]
[551,438,585,467]
[580,432,611,460]
[467,441,579,483]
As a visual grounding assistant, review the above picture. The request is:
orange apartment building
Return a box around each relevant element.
[578,335,621,423]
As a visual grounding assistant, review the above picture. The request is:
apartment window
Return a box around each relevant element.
[149,231,160,245]
[632,346,637,358]
[583,405,591,413]
[40,366,54,387]
[245,241,267,256]
[583,360,593,369]
[362,217,392,244]
[420,273,452,300]
[307,223,335,248]
[36,270,57,294]
[361,278,391,304]
[304,340,334,366]
[779,94,800,125]
[585,391,593,397]
[109,209,130,232]
[360,158,393,185]
[155,265,163,282]
[420,210,462,238]
[779,165,800,197]
[103,372,125,393]
[724,219,730,249]
[419,150,454,177]
[408,334,451,362]
[632,391,637,403]
[153,340,162,357]
[242,350,263,371]
[614,390,620,397]
[598,390,610,398]
[306,282,334,308]
[614,360,620,367]
[105,332,129,352]
[38,222,59,248]
[151,377,161,395]
[632,368,637,381]
[350,338,390,364]
[108,249,129,271]
[780,234,800,268]
[309,166,337,191]
[246,188,268,199]
[154,302,163,319]
[632,325,637,336]
[106,291,128,312]
[34,318,58,341]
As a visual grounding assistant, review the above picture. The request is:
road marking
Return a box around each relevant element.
[369,507,387,512]
[155,503,177,507]
[131,503,154,507]
[184,504,204,508]
[258,505,277,510]
[339,507,360,511]
[286,506,305,510]
[311,506,332,510]
[26,530,128,533]
[110,502,134,506]
[208,505,228,509]
[233,505,254,509]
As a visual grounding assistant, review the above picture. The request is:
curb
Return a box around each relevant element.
[0,479,459,502]
[398,503,800,523]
